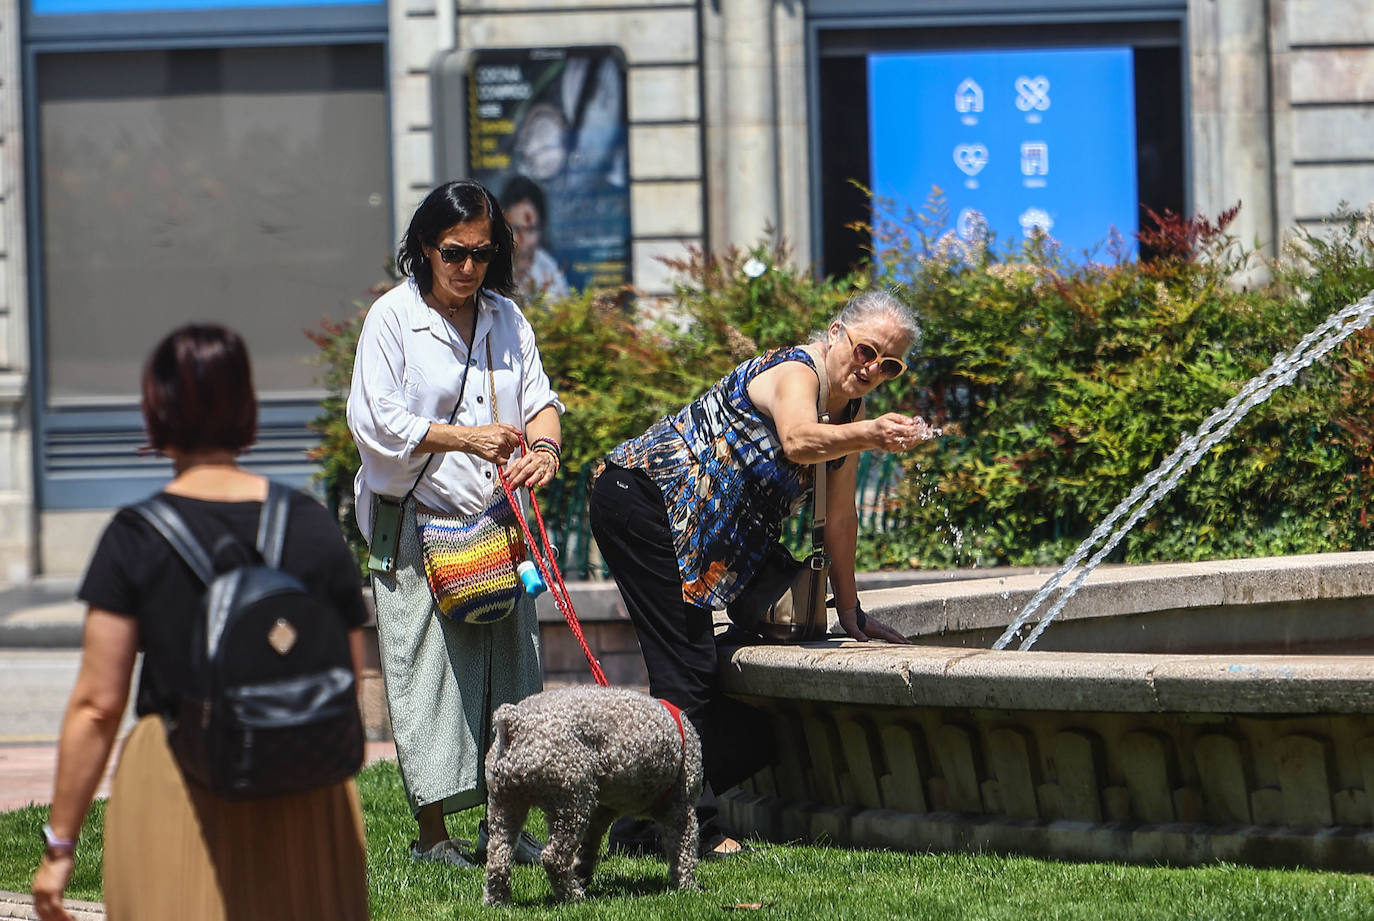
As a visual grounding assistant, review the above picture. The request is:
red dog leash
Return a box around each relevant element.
[498,439,609,687]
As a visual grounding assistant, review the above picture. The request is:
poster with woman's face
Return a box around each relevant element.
[468,46,631,296]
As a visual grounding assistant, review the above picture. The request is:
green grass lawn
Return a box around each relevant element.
[3,759,1372,920]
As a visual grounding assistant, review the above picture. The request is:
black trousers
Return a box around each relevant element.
[588,464,776,837]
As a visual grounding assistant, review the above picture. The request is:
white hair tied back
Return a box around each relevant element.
[818,288,922,357]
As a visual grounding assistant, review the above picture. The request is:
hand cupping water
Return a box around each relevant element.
[875,412,941,452]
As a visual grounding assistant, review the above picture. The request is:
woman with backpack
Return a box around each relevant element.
[31,324,370,921]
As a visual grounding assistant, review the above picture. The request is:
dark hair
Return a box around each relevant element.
[141,323,257,454]
[396,180,516,297]
[499,174,547,223]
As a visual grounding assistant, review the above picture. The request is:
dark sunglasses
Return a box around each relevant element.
[437,244,498,265]
[843,326,907,379]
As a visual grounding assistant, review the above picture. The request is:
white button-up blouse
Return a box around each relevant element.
[347,279,564,539]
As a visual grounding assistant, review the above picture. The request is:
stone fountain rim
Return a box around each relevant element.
[719,552,1374,714]
[858,550,1374,639]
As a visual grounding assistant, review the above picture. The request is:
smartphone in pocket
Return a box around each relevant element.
[368,496,404,574]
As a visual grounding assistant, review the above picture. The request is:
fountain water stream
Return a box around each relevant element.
[995,288,1374,651]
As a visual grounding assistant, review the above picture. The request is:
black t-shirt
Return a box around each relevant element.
[78,490,369,718]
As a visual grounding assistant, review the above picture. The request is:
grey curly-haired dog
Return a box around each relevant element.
[482,685,704,905]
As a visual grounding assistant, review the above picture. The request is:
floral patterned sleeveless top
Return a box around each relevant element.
[605,346,854,608]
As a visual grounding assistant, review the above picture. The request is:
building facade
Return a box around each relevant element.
[0,0,1370,578]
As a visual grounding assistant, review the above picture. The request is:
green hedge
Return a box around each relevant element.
[308,202,1374,573]
[860,200,1374,568]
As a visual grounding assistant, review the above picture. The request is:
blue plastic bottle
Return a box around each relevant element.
[517,560,546,598]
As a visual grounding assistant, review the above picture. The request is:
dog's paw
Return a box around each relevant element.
[552,881,587,903]
[482,885,511,906]
[672,874,703,892]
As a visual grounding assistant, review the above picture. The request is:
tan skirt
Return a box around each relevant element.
[102,715,369,921]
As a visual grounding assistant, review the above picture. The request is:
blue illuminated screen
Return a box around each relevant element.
[868,47,1138,260]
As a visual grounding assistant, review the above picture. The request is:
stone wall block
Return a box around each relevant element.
[772,708,812,802]
[979,780,1002,816]
[1333,789,1369,826]
[1290,49,1374,105]
[1119,731,1178,823]
[1173,786,1205,823]
[1276,733,1335,827]
[397,14,442,76]
[809,805,860,847]
[631,182,704,238]
[1355,735,1374,823]
[751,764,777,796]
[1036,784,1063,820]
[779,801,820,844]
[1053,729,1105,822]
[927,777,949,813]
[1102,786,1131,822]
[802,714,846,806]
[632,239,698,296]
[462,11,697,66]
[836,716,884,810]
[539,624,598,671]
[1292,165,1374,223]
[1284,0,1374,46]
[878,722,930,813]
[1194,733,1253,824]
[627,65,699,122]
[629,124,700,180]
[1291,108,1374,163]
[1250,787,1284,825]
[932,724,985,814]
[359,667,391,741]
[987,727,1041,820]
[719,790,779,842]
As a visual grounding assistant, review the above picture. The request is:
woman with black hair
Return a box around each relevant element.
[348,179,564,865]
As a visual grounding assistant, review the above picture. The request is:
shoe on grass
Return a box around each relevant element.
[476,819,544,866]
[700,833,753,860]
[410,838,476,866]
[607,817,661,858]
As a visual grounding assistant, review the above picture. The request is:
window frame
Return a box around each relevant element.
[23,17,389,510]
[802,0,1190,273]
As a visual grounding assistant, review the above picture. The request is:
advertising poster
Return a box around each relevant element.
[468,46,631,295]
[869,47,1138,260]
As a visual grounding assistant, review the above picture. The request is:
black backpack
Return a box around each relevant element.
[132,482,364,800]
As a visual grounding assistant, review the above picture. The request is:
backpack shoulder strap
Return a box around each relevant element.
[255,481,292,568]
[130,498,215,585]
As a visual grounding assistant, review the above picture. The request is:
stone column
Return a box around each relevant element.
[1188,0,1277,269]
[0,0,34,580]
[772,1,810,266]
[719,0,780,251]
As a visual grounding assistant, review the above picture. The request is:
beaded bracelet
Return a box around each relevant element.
[530,440,561,473]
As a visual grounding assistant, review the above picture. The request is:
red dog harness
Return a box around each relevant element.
[649,699,687,812]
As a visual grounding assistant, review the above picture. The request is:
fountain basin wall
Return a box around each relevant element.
[716,553,1374,871]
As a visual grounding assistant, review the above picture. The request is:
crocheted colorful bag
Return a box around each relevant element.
[415,490,527,624]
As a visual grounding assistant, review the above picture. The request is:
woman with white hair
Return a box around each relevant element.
[588,289,933,858]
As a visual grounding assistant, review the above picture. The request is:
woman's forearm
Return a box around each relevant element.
[781,420,877,465]
[415,421,465,455]
[824,512,861,612]
[47,611,137,840]
[48,698,125,839]
[523,403,561,444]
